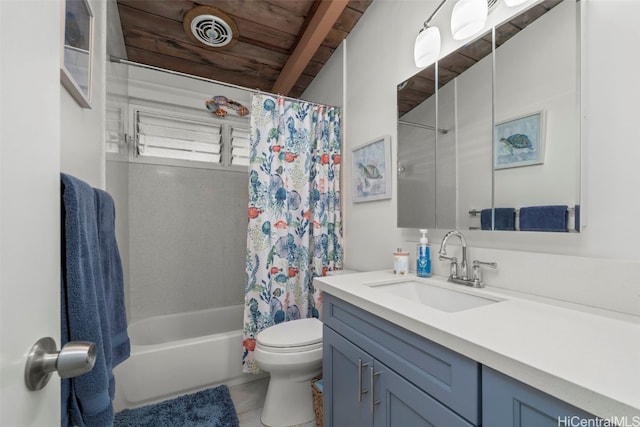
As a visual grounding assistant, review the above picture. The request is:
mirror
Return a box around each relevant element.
[397,0,580,232]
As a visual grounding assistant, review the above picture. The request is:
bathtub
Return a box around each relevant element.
[113,304,260,411]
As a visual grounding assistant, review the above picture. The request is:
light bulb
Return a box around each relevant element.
[450,0,488,40]
[414,26,441,68]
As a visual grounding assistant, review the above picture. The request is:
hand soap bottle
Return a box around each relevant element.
[417,229,431,278]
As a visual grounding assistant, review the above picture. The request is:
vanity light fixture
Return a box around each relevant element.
[413,0,448,68]
[450,0,488,40]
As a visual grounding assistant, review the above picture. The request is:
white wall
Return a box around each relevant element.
[60,0,107,188]
[306,0,640,315]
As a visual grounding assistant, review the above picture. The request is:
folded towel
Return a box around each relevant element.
[480,208,516,231]
[519,205,568,232]
[61,174,130,427]
[574,205,580,232]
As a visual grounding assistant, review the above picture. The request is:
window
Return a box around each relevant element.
[230,126,250,166]
[135,110,223,163]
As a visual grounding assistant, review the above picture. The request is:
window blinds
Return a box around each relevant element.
[136,111,223,163]
[230,127,250,166]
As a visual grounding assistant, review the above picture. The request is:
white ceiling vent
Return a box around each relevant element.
[191,15,233,47]
[183,6,238,50]
[487,0,498,12]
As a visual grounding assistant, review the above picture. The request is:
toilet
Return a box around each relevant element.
[254,317,323,427]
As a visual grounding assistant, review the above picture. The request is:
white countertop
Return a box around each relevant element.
[315,270,640,419]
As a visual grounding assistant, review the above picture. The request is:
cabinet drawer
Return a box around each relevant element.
[483,367,595,426]
[323,294,480,425]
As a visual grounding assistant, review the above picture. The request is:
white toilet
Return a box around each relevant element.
[254,317,323,427]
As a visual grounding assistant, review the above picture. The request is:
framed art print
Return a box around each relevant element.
[61,0,94,108]
[352,135,392,203]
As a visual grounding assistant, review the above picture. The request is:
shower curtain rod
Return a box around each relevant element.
[109,56,340,110]
[398,119,448,134]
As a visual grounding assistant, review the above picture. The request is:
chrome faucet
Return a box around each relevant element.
[438,230,497,288]
[439,230,469,281]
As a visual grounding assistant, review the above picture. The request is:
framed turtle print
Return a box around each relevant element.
[61,0,94,108]
[494,111,545,169]
[352,135,392,203]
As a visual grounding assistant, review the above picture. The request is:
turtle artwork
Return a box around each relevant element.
[500,133,533,154]
[494,112,543,169]
[358,162,383,187]
[352,136,391,201]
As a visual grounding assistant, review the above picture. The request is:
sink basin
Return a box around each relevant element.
[369,280,500,313]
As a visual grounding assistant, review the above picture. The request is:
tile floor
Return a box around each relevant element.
[229,377,316,427]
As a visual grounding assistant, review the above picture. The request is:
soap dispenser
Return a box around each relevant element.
[417,229,431,278]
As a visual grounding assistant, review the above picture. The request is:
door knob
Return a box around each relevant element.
[24,337,96,391]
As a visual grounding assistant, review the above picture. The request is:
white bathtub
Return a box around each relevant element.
[113,304,259,410]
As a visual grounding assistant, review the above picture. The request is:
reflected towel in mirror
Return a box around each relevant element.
[480,208,516,231]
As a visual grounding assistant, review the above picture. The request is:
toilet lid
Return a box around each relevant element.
[257,318,322,349]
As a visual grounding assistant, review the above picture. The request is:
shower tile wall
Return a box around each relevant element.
[126,162,248,322]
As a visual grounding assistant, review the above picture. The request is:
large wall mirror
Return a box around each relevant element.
[397,0,580,232]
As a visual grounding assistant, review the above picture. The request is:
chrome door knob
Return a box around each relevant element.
[24,337,96,391]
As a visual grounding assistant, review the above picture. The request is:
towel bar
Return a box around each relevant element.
[469,207,575,216]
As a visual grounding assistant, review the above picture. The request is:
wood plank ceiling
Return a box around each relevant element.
[117,0,373,99]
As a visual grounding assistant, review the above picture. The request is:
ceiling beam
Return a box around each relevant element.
[271,0,348,95]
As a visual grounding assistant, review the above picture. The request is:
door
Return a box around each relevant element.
[374,362,475,427]
[323,326,373,426]
[1,0,62,425]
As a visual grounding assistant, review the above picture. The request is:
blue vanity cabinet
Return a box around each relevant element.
[482,367,595,426]
[323,326,475,427]
[322,294,481,427]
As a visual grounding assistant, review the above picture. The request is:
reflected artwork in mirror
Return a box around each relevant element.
[397,0,579,232]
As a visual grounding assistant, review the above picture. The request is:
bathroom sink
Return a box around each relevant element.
[368,280,500,313]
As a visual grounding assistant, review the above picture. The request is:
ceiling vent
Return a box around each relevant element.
[487,0,498,12]
[183,6,238,49]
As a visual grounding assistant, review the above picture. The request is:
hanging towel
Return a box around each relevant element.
[574,205,580,232]
[519,205,568,232]
[95,188,130,368]
[61,173,130,427]
[480,208,516,231]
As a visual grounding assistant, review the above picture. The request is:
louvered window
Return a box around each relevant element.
[230,126,250,166]
[135,110,222,164]
[106,106,124,154]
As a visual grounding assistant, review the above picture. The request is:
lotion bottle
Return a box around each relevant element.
[417,229,431,277]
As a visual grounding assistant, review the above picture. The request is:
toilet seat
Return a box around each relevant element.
[256,318,322,353]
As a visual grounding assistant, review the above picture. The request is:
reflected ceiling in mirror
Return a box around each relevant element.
[398,0,562,119]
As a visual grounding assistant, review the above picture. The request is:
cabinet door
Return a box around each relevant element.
[323,326,373,427]
[374,362,475,427]
[483,367,594,426]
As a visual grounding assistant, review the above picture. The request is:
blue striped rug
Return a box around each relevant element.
[114,385,240,427]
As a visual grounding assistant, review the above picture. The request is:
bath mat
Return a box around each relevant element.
[114,385,240,427]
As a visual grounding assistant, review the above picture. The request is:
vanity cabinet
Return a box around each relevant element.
[482,367,594,426]
[322,294,481,427]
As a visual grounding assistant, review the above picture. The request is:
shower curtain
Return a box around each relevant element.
[242,94,343,373]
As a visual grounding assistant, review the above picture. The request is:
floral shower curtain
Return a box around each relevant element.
[242,94,343,373]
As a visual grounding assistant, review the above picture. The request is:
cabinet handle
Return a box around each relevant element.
[357,358,370,401]
[370,366,381,413]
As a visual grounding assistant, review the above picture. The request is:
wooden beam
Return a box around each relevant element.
[271,0,348,95]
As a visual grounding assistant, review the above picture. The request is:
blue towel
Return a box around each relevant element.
[519,205,568,232]
[480,208,516,231]
[61,174,130,427]
[95,188,130,368]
